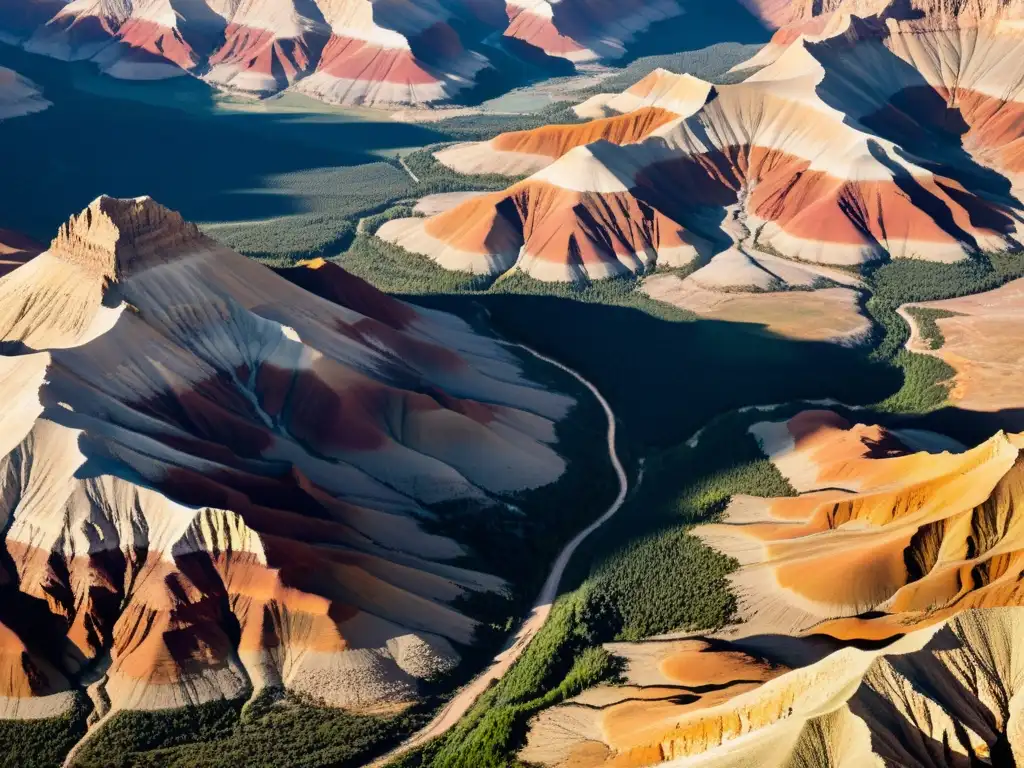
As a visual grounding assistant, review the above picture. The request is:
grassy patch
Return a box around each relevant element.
[862,252,1024,413]
[417,102,583,143]
[402,148,530,192]
[339,234,493,294]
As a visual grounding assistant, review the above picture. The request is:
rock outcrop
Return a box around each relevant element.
[521,409,1024,766]
[522,607,1024,767]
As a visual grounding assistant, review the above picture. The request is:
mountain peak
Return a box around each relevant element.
[49,196,205,279]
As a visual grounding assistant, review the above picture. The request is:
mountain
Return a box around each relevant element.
[1,0,688,106]
[380,141,714,281]
[400,3,1024,281]
[0,195,576,723]
[703,409,1024,639]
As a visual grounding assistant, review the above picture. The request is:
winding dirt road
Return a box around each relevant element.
[366,343,628,767]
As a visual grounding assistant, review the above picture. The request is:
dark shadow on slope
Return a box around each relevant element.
[891,405,1024,447]
[406,291,900,449]
[552,0,771,64]
[0,44,447,240]
[810,35,1019,209]
[867,140,985,248]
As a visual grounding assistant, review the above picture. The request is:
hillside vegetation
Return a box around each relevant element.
[905,307,961,350]
[392,408,796,768]
[0,696,88,768]
[864,252,1024,413]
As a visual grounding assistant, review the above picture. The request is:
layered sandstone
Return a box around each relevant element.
[381,141,713,281]
[0,196,575,723]
[523,607,1024,767]
[521,407,1024,766]
[697,410,1024,640]
[4,0,685,106]
[413,6,1024,282]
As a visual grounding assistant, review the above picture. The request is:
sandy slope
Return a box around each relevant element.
[643,276,872,345]
[902,280,1024,414]
[520,407,1024,766]
[523,607,1024,767]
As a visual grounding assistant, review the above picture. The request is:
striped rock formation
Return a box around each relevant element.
[699,410,1024,640]
[408,4,1024,281]
[2,0,686,106]
[571,68,716,119]
[0,196,575,722]
[0,66,51,120]
[521,412,1024,766]
[739,0,1024,68]
[522,607,1024,767]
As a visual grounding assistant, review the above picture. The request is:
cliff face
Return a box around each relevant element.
[48,195,204,279]
[0,196,574,721]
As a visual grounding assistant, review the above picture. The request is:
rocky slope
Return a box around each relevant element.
[0,0,687,106]
[521,410,1024,766]
[0,195,576,724]
[403,2,1024,281]
[523,607,1024,767]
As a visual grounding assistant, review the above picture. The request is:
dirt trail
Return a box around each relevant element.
[398,155,421,184]
[365,342,628,767]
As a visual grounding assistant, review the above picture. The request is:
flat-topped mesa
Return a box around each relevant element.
[48,196,207,280]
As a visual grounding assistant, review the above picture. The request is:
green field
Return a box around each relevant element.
[0,695,89,768]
